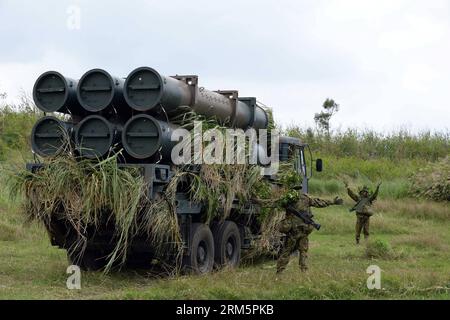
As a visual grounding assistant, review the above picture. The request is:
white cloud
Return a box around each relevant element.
[378,14,449,52]
[0,0,449,132]
[0,48,82,103]
[401,63,438,94]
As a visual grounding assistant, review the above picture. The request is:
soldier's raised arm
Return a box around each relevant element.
[251,197,268,205]
[347,187,360,202]
[370,182,382,202]
[308,195,343,208]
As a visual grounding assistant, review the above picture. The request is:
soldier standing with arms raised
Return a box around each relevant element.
[345,182,382,244]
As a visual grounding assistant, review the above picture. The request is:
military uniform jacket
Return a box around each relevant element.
[347,187,379,216]
[279,194,334,236]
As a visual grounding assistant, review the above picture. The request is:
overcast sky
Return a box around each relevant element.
[0,0,449,132]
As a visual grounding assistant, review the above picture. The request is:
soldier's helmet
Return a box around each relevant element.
[359,186,369,195]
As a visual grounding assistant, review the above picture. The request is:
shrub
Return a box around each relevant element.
[409,157,450,202]
[0,106,39,160]
[365,239,392,259]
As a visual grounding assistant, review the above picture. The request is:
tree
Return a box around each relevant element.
[314,98,339,135]
[0,90,6,105]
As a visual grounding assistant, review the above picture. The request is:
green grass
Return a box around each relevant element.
[286,126,449,162]
[314,155,425,180]
[0,194,448,299]
[0,108,39,162]
[309,177,410,200]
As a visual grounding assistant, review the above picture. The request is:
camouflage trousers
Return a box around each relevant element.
[355,214,370,243]
[276,228,313,273]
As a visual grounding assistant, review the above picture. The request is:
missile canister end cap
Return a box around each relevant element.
[124,67,163,112]
[31,116,68,157]
[75,115,114,159]
[77,69,115,113]
[33,71,72,113]
[122,114,162,159]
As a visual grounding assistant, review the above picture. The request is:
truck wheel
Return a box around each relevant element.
[212,221,241,268]
[67,248,106,271]
[183,223,214,274]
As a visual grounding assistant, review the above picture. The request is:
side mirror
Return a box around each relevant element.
[316,159,323,172]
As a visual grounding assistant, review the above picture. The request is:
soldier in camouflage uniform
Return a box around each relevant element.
[276,186,343,273]
[345,182,381,244]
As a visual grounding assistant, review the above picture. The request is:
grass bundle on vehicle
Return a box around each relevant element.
[9,153,184,272]
[10,157,293,272]
[9,105,290,272]
[168,109,292,257]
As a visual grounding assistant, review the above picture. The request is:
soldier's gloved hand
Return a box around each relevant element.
[333,196,343,205]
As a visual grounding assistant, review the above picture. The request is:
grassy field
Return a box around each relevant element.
[0,110,449,300]
[1,174,449,299]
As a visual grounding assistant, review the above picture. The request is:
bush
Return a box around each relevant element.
[365,239,392,259]
[0,106,39,160]
[409,157,450,202]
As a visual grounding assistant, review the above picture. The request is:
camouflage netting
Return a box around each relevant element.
[409,156,450,202]
[9,112,296,272]
[10,154,155,271]
[10,155,294,271]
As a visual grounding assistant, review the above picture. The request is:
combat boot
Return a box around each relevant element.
[299,254,308,272]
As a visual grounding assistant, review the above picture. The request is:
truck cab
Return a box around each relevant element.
[278,136,323,193]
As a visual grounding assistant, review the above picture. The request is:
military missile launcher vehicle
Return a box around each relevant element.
[28,67,323,273]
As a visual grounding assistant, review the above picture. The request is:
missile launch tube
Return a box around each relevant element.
[77,69,127,115]
[33,71,83,116]
[31,116,73,157]
[124,67,268,130]
[75,115,122,159]
[122,114,178,160]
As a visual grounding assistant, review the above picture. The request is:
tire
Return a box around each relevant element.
[212,221,241,268]
[67,248,107,271]
[183,223,215,274]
